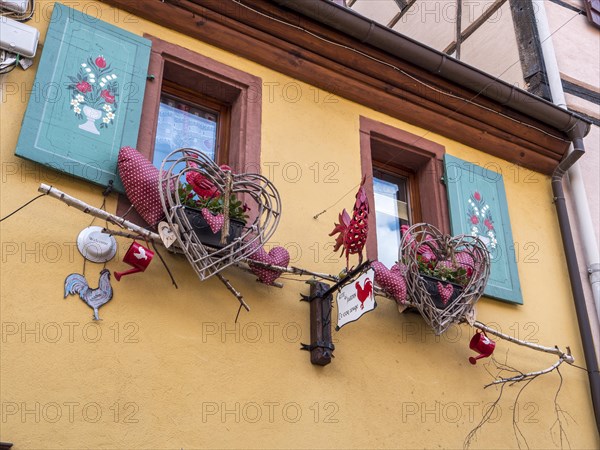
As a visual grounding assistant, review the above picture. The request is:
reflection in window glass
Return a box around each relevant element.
[153,93,218,169]
[373,172,411,267]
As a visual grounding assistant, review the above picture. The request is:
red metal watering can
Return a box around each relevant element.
[114,242,154,281]
[469,330,496,365]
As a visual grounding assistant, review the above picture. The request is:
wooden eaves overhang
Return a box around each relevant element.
[100,0,591,175]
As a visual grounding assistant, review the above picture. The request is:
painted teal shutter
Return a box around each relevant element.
[444,154,523,304]
[15,3,151,193]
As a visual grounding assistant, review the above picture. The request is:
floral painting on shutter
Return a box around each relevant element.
[444,154,523,304]
[67,55,119,133]
[15,3,151,193]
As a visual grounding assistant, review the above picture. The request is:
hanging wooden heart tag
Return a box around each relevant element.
[158,221,179,249]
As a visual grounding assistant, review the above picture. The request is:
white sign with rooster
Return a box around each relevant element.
[336,269,377,330]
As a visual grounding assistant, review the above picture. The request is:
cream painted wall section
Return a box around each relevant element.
[461,0,506,29]
[352,0,399,26]
[392,1,456,51]
[578,126,600,245]
[564,92,600,120]
[460,2,526,88]
[0,1,599,449]
[547,0,600,90]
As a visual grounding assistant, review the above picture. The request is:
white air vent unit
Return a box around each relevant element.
[0,0,29,14]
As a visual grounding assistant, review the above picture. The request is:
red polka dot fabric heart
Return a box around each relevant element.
[248,245,290,285]
[201,208,224,234]
[437,282,454,305]
[456,251,476,277]
[118,146,164,227]
[372,261,407,304]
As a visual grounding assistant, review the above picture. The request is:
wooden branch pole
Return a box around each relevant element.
[473,321,574,364]
[237,260,339,283]
[285,266,339,282]
[38,184,162,243]
[372,287,575,365]
[101,228,146,240]
[484,358,567,387]
[373,286,416,308]
[216,273,250,312]
[234,264,285,288]
[373,289,576,386]
[38,184,342,285]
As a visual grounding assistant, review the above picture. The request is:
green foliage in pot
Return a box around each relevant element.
[178,183,249,225]
[416,255,470,286]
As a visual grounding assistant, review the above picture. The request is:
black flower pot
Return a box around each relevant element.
[183,207,245,249]
[420,275,464,310]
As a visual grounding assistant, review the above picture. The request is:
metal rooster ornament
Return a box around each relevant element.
[64,269,113,320]
[329,176,370,270]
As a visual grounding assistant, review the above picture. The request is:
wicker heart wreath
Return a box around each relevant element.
[159,149,282,281]
[400,223,490,335]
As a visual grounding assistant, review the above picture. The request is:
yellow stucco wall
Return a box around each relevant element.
[1,2,598,448]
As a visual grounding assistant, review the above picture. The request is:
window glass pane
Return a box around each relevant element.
[153,93,218,168]
[373,172,411,267]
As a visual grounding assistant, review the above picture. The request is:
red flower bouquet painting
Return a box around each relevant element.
[467,191,497,250]
[67,55,118,135]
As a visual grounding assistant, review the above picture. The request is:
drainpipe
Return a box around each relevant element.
[551,138,600,433]
[532,0,600,329]
[534,1,600,432]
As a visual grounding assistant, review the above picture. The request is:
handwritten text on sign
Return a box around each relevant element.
[336,269,377,330]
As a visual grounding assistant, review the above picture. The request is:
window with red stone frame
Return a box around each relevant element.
[359,116,450,266]
[117,35,262,224]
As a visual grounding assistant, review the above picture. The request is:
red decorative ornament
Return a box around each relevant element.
[417,239,437,262]
[455,252,475,278]
[101,89,115,103]
[469,330,496,364]
[185,153,231,199]
[117,146,166,226]
[470,215,479,225]
[355,278,373,309]
[329,176,369,269]
[436,281,454,305]
[402,224,439,262]
[248,246,290,285]
[76,81,92,93]
[201,208,224,234]
[372,261,407,304]
[114,242,154,281]
[95,56,107,68]
[473,191,481,201]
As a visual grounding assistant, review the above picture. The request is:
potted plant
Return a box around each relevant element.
[416,254,473,310]
[178,183,249,249]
